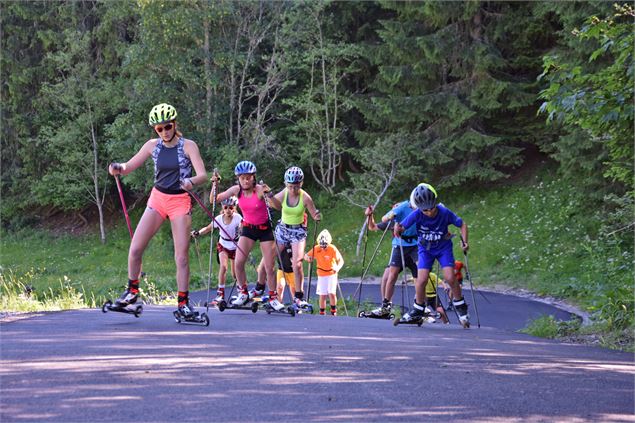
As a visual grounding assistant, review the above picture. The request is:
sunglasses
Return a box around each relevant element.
[223,205,234,210]
[155,123,173,133]
[422,208,433,212]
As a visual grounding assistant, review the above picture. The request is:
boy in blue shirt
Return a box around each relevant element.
[394,183,470,327]
[364,201,419,317]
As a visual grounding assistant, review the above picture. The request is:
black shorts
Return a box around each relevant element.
[388,245,418,278]
[241,223,274,242]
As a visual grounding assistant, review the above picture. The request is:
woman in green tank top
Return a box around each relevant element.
[268,166,321,308]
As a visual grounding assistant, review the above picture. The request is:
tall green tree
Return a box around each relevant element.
[352,1,558,204]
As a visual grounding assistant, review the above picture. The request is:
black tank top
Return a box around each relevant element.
[151,137,192,194]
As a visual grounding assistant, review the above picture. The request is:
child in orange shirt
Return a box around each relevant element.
[304,229,344,315]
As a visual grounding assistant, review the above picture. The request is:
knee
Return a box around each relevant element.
[129,245,144,261]
[174,253,189,269]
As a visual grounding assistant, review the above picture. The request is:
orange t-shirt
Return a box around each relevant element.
[306,244,343,276]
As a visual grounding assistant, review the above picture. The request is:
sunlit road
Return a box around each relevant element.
[1,305,633,422]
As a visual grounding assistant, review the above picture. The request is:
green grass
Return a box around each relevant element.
[1,168,633,349]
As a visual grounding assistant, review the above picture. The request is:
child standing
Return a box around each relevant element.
[191,196,242,305]
[394,183,470,327]
[304,229,344,315]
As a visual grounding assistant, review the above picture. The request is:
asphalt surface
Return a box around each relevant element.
[193,280,576,332]
[1,304,634,422]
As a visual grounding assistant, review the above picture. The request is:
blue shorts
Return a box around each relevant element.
[417,241,455,270]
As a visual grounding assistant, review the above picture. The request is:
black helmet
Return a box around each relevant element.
[410,183,438,211]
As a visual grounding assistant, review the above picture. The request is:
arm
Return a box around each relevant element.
[215,185,240,203]
[192,222,213,238]
[302,191,321,221]
[267,189,284,211]
[182,140,207,190]
[333,247,344,273]
[460,221,468,252]
[109,139,154,176]
[364,206,379,231]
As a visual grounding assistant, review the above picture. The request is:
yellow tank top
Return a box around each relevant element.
[282,189,305,225]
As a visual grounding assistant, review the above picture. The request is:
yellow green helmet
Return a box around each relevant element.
[148,103,177,126]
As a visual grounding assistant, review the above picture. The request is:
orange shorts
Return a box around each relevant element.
[147,188,192,220]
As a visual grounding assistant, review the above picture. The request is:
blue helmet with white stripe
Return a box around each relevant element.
[234,161,257,176]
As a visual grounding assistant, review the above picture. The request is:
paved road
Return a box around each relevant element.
[1,306,633,422]
[192,279,576,332]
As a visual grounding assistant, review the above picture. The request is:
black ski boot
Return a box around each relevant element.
[453,298,470,328]
[393,302,426,327]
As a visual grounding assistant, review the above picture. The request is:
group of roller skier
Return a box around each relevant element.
[107,103,471,327]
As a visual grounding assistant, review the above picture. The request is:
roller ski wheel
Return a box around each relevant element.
[173,310,210,327]
[264,303,295,317]
[101,300,143,318]
[393,315,424,327]
[358,310,393,320]
[459,318,470,329]
[218,300,227,312]
[293,303,314,315]
[251,302,259,313]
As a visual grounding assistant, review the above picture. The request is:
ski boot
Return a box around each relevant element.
[224,289,259,313]
[173,302,210,326]
[293,298,314,314]
[393,303,426,327]
[453,298,470,328]
[210,290,224,307]
[358,303,394,320]
[102,288,143,318]
[264,298,295,317]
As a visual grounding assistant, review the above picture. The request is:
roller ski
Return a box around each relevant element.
[102,289,143,318]
[218,289,259,313]
[292,299,314,315]
[393,303,428,327]
[173,302,210,326]
[263,298,295,317]
[358,303,395,320]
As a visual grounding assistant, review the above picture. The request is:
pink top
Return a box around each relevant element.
[238,189,268,225]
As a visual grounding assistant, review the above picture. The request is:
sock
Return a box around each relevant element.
[240,285,249,294]
[269,290,277,301]
[128,279,139,294]
[255,283,266,293]
[330,305,337,315]
[295,291,304,301]
[320,308,325,315]
[178,291,188,306]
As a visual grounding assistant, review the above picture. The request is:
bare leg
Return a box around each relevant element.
[415,268,431,305]
[290,239,306,293]
[384,266,401,302]
[169,214,192,292]
[260,241,277,292]
[128,208,164,280]
[218,251,229,287]
[443,266,462,300]
[379,267,390,300]
[235,237,256,289]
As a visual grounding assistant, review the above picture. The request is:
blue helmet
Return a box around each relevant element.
[234,161,257,176]
[284,166,304,184]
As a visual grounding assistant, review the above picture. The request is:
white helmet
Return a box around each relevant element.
[317,229,332,247]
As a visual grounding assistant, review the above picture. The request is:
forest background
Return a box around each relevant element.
[1,1,633,349]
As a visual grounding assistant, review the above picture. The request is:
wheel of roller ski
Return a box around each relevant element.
[101,300,112,313]
[392,316,400,326]
[358,311,365,318]
[218,300,227,312]
[288,306,295,317]
[201,313,210,327]
[389,314,395,319]
[417,319,423,327]
[173,311,182,323]
[134,305,143,318]
[308,305,314,314]
[265,306,272,315]
[251,303,259,313]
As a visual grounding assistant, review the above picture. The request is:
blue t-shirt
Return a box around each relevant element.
[377,201,418,247]
[400,203,463,248]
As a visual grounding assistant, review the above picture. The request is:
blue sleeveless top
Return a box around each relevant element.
[151,137,192,194]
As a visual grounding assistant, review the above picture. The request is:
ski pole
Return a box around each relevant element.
[459,236,481,328]
[306,218,319,302]
[205,170,218,314]
[398,238,410,314]
[354,222,391,315]
[337,280,348,316]
[260,181,290,302]
[114,174,134,239]
[113,172,144,278]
